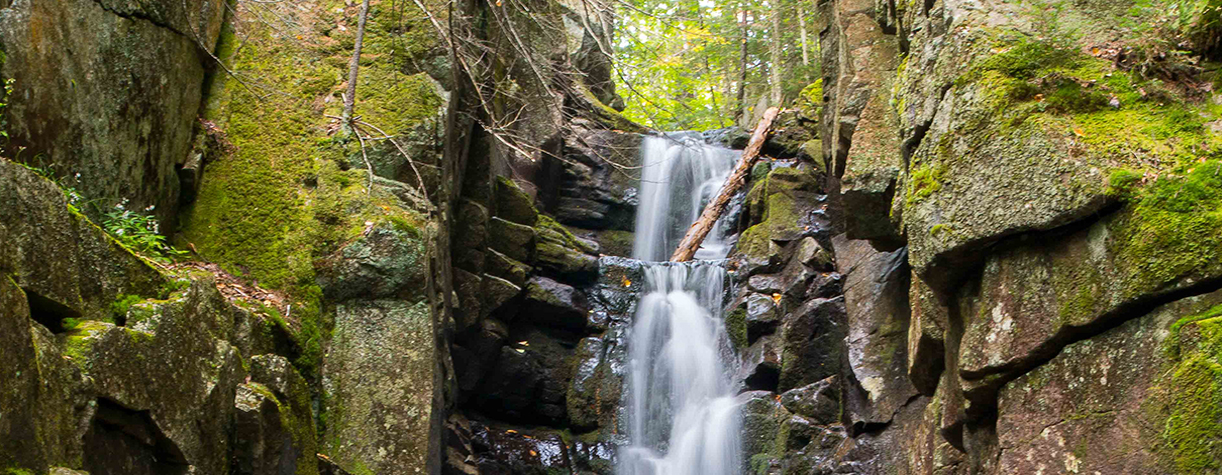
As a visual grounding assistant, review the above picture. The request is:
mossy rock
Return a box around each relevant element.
[494,177,540,227]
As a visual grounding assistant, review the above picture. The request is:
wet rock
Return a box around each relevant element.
[324,299,439,475]
[591,256,645,320]
[806,272,844,300]
[566,337,623,431]
[317,221,427,302]
[778,297,847,392]
[470,423,577,475]
[745,292,781,341]
[793,236,835,271]
[443,414,479,475]
[521,277,591,333]
[488,217,537,264]
[780,377,841,425]
[739,334,783,392]
[834,236,918,426]
[739,390,791,465]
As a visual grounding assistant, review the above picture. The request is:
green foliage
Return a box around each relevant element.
[110,293,143,323]
[102,201,187,263]
[615,0,819,129]
[0,77,12,142]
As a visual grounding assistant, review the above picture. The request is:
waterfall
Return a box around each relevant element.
[619,134,742,475]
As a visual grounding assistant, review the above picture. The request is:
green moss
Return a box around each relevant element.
[180,2,438,382]
[906,163,947,205]
[1111,160,1222,294]
[1108,168,1144,199]
[3,468,34,475]
[110,294,142,321]
[1164,356,1222,472]
[536,215,596,254]
[725,308,747,350]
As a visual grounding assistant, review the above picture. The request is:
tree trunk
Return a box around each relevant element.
[769,2,783,106]
[735,6,750,123]
[671,106,780,262]
[342,0,372,126]
[799,3,810,70]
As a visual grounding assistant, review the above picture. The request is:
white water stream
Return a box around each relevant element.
[619,134,742,475]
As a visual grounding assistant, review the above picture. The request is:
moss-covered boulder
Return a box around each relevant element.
[0,0,225,224]
[493,177,540,227]
[232,355,319,475]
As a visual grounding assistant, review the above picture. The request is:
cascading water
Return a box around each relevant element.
[619,133,743,475]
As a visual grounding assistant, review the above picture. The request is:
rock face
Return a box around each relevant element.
[806,0,1222,473]
[0,0,226,224]
[0,164,318,473]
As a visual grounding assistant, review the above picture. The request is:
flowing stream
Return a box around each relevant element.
[618,133,743,475]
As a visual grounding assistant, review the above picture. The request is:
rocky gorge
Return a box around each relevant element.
[2,0,1222,474]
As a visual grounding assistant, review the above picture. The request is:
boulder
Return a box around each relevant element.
[907,273,947,396]
[959,212,1222,397]
[566,336,623,431]
[488,217,537,264]
[0,0,226,224]
[739,334,783,392]
[534,217,599,282]
[520,277,590,333]
[543,128,641,231]
[454,199,490,273]
[0,160,165,325]
[834,236,918,426]
[493,176,540,227]
[324,299,440,475]
[779,377,841,425]
[317,220,428,302]
[777,297,846,392]
[485,249,531,288]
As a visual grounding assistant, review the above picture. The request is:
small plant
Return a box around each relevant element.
[0,77,13,142]
[102,199,187,263]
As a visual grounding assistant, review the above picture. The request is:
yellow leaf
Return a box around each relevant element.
[1073,128,1086,137]
[771,293,782,304]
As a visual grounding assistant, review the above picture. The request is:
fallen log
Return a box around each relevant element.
[671,106,781,262]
